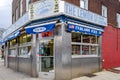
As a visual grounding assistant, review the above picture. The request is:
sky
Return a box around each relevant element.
[0,0,13,29]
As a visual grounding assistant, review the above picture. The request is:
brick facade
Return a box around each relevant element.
[12,0,120,27]
[12,0,26,23]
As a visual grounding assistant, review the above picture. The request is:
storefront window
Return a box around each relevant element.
[9,49,16,56]
[72,45,81,55]
[19,46,31,56]
[83,35,90,43]
[27,34,32,42]
[72,33,81,42]
[82,45,89,55]
[71,32,99,56]
[91,46,97,55]
[23,34,27,43]
[19,33,32,45]
[9,39,17,56]
[9,39,17,47]
[91,36,99,44]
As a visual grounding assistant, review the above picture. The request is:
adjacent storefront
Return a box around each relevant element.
[2,0,107,80]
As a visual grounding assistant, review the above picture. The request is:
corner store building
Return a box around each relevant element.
[2,0,107,80]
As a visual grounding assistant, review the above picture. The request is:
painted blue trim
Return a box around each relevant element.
[26,15,105,30]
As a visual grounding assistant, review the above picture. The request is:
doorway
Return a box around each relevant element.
[38,37,54,79]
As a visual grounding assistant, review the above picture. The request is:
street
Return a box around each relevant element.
[0,59,120,80]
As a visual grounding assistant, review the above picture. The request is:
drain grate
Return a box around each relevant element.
[108,69,120,74]
[84,74,97,77]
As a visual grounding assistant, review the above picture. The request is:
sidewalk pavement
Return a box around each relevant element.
[1,59,120,80]
[73,69,120,80]
[0,59,41,80]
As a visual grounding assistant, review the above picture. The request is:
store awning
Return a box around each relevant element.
[0,38,8,45]
[0,30,20,44]
[67,23,104,36]
[25,22,56,34]
[7,30,20,40]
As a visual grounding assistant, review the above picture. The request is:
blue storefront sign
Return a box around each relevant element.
[68,23,103,36]
[25,23,55,34]
[0,30,20,44]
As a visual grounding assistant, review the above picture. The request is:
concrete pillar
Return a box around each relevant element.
[54,23,72,80]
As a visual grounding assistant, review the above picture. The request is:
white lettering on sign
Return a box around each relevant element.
[32,0,58,20]
[33,27,46,33]
[64,2,107,26]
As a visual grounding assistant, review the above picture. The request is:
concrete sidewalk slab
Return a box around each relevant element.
[73,70,120,80]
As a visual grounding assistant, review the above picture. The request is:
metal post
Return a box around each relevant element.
[31,34,38,77]
[55,23,72,80]
[99,36,102,71]
[16,40,19,71]
[4,42,9,67]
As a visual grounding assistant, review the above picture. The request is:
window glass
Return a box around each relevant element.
[91,46,97,55]
[72,33,81,42]
[23,34,27,43]
[80,0,85,8]
[41,57,53,72]
[19,46,31,56]
[83,35,90,43]
[102,5,107,17]
[72,45,81,55]
[9,39,17,47]
[82,45,89,55]
[91,36,97,44]
[9,49,16,56]
[39,39,54,56]
[19,33,32,45]
[117,13,120,28]
[80,0,88,9]
[27,34,32,42]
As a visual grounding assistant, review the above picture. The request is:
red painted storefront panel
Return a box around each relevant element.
[102,25,120,69]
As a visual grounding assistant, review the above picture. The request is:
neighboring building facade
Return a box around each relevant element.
[2,0,120,80]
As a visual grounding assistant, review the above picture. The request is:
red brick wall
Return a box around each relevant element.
[12,0,120,26]
[102,25,120,69]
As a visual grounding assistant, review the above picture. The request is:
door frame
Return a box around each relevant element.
[36,37,55,79]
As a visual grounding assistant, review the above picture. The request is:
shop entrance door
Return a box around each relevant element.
[38,37,54,79]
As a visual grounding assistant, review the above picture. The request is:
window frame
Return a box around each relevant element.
[102,5,107,17]
[117,13,120,28]
[20,0,23,17]
[71,32,100,57]
[15,7,19,21]
[80,0,88,10]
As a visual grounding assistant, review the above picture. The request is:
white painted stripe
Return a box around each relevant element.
[25,21,56,29]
